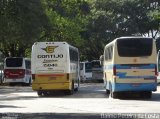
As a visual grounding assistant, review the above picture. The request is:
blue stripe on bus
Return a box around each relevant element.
[112,83,157,92]
[116,64,155,69]
[104,64,156,79]
[104,64,156,70]
[116,72,156,79]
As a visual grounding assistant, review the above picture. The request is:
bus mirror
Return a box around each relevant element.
[100,55,104,66]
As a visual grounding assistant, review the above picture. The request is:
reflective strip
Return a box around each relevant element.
[37,74,64,77]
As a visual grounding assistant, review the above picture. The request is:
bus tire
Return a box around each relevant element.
[74,87,78,92]
[43,91,49,96]
[112,92,119,99]
[106,89,110,94]
[110,84,118,98]
[142,91,152,99]
[37,91,43,97]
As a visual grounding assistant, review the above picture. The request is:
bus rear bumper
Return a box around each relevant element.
[113,83,157,92]
[3,78,26,83]
[32,82,71,91]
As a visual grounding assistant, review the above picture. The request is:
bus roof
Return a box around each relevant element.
[33,42,78,51]
[117,36,152,39]
[105,36,153,48]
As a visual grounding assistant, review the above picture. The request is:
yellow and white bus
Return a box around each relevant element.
[31,42,80,96]
[102,37,157,98]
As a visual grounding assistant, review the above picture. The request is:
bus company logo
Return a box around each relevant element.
[41,46,58,53]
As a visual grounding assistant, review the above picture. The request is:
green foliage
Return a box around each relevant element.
[0,0,159,61]
[41,0,90,47]
[39,0,91,61]
[82,0,160,60]
[0,0,50,57]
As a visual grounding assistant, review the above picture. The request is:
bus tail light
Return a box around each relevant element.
[113,66,117,83]
[67,73,69,80]
[113,65,116,76]
[155,65,158,76]
[32,74,35,80]
[4,69,25,78]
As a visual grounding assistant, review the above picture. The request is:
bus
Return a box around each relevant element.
[31,42,80,96]
[3,57,31,86]
[157,50,160,83]
[91,60,103,82]
[80,61,92,82]
[102,36,157,98]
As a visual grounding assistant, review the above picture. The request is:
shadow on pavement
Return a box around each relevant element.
[0,105,24,108]
[38,83,109,98]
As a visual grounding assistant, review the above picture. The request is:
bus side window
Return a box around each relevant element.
[105,45,113,61]
[105,48,108,61]
[100,55,104,66]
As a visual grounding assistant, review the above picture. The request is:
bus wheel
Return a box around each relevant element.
[37,91,43,97]
[74,87,78,92]
[106,89,110,94]
[142,91,152,99]
[111,92,119,99]
[110,85,118,98]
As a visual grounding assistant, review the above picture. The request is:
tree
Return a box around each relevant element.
[0,0,50,57]
[82,0,160,60]
[40,0,91,60]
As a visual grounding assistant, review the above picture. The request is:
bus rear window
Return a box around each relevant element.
[6,58,23,67]
[117,38,153,57]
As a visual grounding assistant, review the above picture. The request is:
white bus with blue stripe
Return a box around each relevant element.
[102,36,157,98]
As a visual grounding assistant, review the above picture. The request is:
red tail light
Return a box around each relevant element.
[155,65,158,76]
[67,73,69,80]
[4,69,25,79]
[32,74,35,80]
[113,65,116,76]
